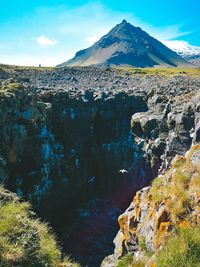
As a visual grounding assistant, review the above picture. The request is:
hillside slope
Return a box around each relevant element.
[0,185,79,267]
[186,55,200,68]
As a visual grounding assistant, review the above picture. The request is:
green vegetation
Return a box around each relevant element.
[0,185,79,267]
[139,236,153,257]
[118,145,200,267]
[145,145,200,266]
[125,225,200,267]
[150,170,190,222]
[0,63,200,77]
[1,82,23,91]
[0,81,26,97]
[148,152,197,223]
[116,254,145,267]
[0,63,55,72]
[118,67,200,76]
[157,225,200,267]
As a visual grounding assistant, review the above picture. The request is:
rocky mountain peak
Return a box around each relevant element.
[59,20,193,68]
[121,19,128,24]
[111,19,141,34]
[108,19,142,40]
[114,19,129,28]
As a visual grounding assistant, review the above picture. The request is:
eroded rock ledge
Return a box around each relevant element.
[102,144,200,267]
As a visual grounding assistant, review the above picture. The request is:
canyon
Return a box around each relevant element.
[0,64,200,266]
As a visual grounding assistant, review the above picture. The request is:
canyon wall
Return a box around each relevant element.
[0,72,150,266]
[102,144,200,267]
[0,66,200,266]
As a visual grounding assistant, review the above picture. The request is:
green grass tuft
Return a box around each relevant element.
[117,67,200,77]
[0,185,78,267]
[157,225,200,267]
[116,254,145,267]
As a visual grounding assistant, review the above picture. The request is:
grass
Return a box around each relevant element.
[0,63,200,76]
[157,225,200,267]
[0,63,55,72]
[139,236,153,257]
[0,185,79,267]
[148,151,198,223]
[116,145,200,267]
[117,67,200,76]
[119,145,200,267]
[114,144,200,267]
[142,144,200,266]
[116,254,145,267]
[0,82,27,97]
[1,82,24,91]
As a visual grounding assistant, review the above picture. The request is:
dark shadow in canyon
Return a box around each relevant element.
[3,90,155,266]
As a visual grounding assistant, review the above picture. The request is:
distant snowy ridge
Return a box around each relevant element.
[162,40,200,58]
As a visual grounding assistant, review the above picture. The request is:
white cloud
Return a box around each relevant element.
[36,35,57,47]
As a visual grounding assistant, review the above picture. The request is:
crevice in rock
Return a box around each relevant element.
[1,67,200,266]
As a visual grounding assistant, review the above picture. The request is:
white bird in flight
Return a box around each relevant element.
[119,169,129,174]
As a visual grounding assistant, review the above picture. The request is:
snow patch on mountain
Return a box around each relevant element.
[162,40,200,58]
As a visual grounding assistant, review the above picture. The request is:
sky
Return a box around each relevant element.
[0,0,200,66]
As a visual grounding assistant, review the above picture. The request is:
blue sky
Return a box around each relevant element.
[0,0,199,66]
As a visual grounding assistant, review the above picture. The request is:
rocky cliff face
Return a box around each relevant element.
[0,65,200,266]
[0,76,150,202]
[101,77,200,266]
[101,144,200,267]
[0,66,150,266]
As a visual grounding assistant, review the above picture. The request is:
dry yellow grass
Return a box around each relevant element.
[117,67,200,77]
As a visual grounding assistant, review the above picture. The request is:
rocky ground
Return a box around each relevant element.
[0,65,200,266]
[3,65,200,95]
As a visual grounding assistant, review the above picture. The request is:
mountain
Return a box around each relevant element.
[59,20,192,68]
[163,40,200,67]
[186,55,200,68]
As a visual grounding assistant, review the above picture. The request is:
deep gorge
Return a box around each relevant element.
[1,66,200,266]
